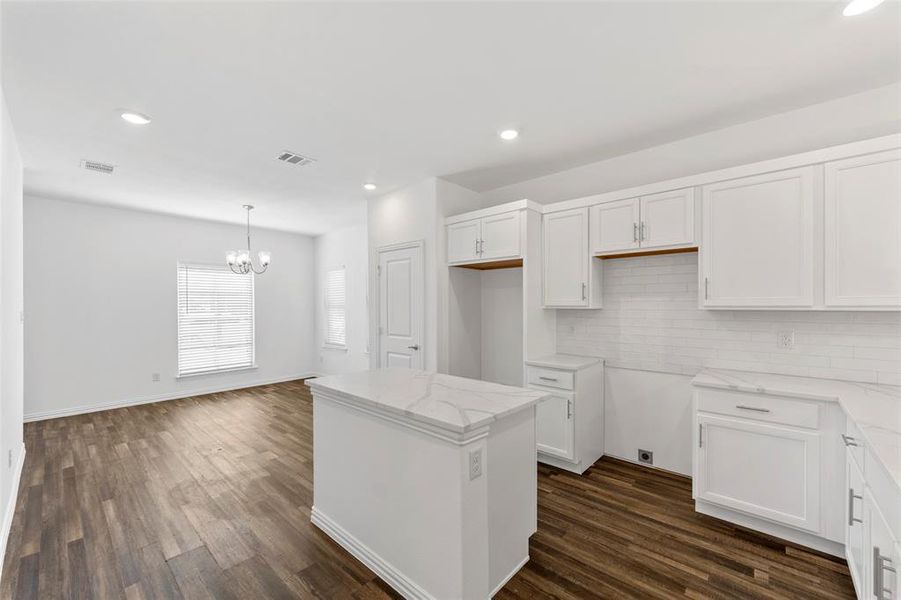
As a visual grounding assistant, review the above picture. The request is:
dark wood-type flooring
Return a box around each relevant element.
[1,380,855,599]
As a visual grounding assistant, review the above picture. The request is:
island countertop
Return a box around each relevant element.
[307,368,549,435]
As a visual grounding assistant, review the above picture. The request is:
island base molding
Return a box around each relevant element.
[309,373,541,600]
[695,500,844,557]
[311,507,433,599]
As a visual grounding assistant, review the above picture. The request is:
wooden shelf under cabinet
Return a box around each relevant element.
[452,258,523,270]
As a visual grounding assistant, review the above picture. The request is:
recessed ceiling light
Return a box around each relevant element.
[499,129,519,141]
[120,111,152,125]
[843,0,884,16]
[363,183,377,191]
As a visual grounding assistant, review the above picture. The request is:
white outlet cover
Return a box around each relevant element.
[777,330,795,350]
[469,448,482,480]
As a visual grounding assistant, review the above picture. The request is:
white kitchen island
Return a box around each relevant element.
[307,369,548,600]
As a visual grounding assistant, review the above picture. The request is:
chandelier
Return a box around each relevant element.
[226,205,271,274]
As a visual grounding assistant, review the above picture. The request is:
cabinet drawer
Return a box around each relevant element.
[526,367,574,390]
[842,418,867,474]
[697,389,819,429]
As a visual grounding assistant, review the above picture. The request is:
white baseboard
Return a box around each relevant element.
[24,372,321,422]
[0,443,26,586]
[311,506,433,600]
[491,555,529,598]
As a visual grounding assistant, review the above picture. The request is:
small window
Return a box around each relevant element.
[177,263,255,376]
[325,267,346,348]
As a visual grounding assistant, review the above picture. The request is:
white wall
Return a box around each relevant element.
[480,268,523,386]
[367,179,439,370]
[604,368,693,475]
[314,223,370,375]
[0,88,25,565]
[366,177,482,373]
[24,195,316,420]
[482,83,901,205]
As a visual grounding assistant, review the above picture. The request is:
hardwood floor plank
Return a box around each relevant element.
[0,380,856,599]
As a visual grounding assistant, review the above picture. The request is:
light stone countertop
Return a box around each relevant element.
[307,369,549,435]
[524,353,602,371]
[693,368,901,493]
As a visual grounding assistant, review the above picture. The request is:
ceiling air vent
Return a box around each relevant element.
[80,159,115,174]
[276,150,316,167]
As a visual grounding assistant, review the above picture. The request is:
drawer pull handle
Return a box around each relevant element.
[735,405,770,413]
[841,434,859,447]
[538,376,558,382]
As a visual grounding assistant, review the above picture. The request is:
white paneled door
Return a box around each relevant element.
[825,149,901,308]
[378,242,423,369]
[590,198,640,254]
[696,413,821,532]
[543,208,589,307]
[701,167,815,308]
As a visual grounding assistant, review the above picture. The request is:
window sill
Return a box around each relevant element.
[323,343,348,352]
[176,364,258,379]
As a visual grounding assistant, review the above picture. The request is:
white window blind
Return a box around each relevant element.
[177,263,255,376]
[325,267,346,347]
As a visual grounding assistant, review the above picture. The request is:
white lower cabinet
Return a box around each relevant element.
[846,452,867,596]
[867,491,899,600]
[535,390,574,460]
[696,413,821,532]
[526,357,604,474]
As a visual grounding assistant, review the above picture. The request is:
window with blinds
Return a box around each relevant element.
[325,267,346,347]
[177,263,255,376]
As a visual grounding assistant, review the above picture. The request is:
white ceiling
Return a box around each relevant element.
[2,1,899,235]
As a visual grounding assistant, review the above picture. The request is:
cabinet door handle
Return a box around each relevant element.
[849,488,864,526]
[567,399,572,419]
[633,222,638,242]
[475,239,480,255]
[841,434,859,447]
[698,423,703,448]
[480,239,485,255]
[736,405,770,413]
[704,277,709,300]
[874,547,896,600]
[538,376,558,382]
[582,282,587,301]
[640,221,646,241]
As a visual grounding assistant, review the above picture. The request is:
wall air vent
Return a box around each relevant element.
[276,150,316,167]
[80,159,115,174]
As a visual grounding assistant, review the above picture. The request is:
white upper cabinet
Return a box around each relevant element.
[640,188,695,249]
[590,198,640,254]
[825,149,901,309]
[543,208,601,308]
[590,188,695,255]
[479,210,521,261]
[446,210,522,266]
[446,218,482,264]
[701,167,815,308]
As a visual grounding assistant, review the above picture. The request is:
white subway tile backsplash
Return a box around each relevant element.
[557,253,901,384]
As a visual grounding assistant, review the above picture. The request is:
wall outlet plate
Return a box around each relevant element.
[777,330,795,350]
[469,448,482,480]
[638,449,653,465]
[151,372,160,382]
